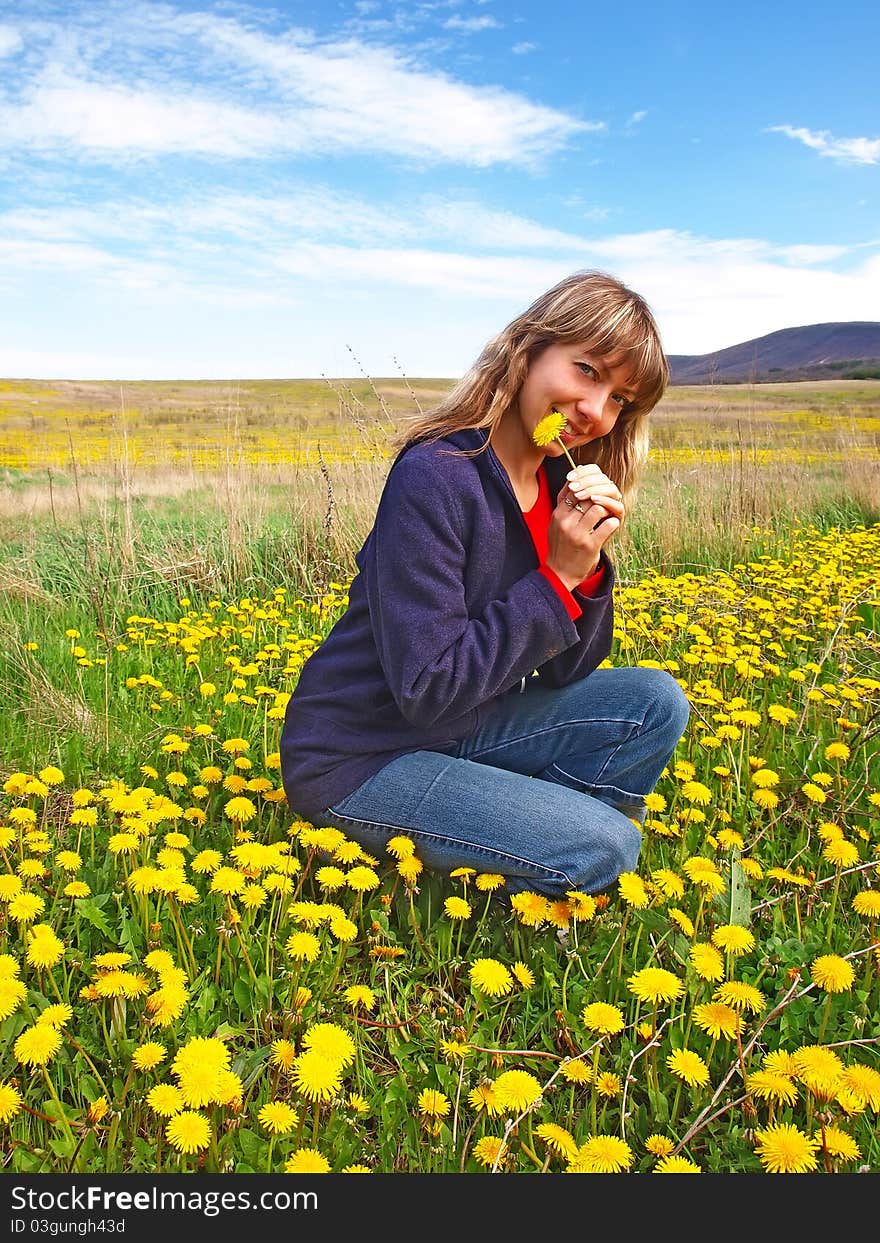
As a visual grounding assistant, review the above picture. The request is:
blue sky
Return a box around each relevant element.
[0,0,877,379]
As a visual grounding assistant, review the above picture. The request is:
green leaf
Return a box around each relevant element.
[233,978,251,1011]
[712,852,751,928]
[75,896,115,939]
[237,1127,264,1166]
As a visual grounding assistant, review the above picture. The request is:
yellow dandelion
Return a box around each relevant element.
[754,1123,819,1174]
[711,924,755,956]
[472,1136,506,1168]
[667,1048,710,1088]
[417,1088,450,1119]
[627,966,685,1004]
[166,1111,211,1154]
[692,1002,742,1040]
[291,1051,342,1102]
[645,1134,675,1157]
[511,961,535,990]
[618,871,650,908]
[258,1100,298,1135]
[568,1134,633,1174]
[582,1002,625,1036]
[714,980,765,1014]
[469,958,513,997]
[810,954,855,993]
[532,410,568,448]
[492,1069,542,1112]
[14,1023,62,1066]
[654,1154,701,1173]
[443,896,471,920]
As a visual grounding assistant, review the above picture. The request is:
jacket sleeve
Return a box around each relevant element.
[534,550,615,688]
[363,450,603,729]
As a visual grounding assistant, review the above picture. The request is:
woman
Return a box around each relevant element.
[281,270,690,895]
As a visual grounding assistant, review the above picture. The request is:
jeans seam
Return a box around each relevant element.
[325,808,575,884]
[464,714,646,761]
[546,767,646,805]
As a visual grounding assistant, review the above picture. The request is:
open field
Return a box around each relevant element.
[0,378,879,1173]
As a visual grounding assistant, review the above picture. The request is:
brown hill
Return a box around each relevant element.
[668,322,880,384]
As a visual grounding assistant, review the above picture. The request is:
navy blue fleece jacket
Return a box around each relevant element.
[280,426,615,819]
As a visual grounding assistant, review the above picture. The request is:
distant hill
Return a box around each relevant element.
[668,322,880,384]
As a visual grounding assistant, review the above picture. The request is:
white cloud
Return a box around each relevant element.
[442,16,501,32]
[511,41,536,54]
[625,110,647,127]
[0,25,22,57]
[0,7,595,168]
[768,125,880,166]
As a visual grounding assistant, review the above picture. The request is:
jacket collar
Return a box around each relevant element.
[442,426,570,503]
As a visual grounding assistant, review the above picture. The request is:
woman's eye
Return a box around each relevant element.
[576,361,598,378]
[612,394,629,408]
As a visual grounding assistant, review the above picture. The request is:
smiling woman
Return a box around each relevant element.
[281,270,689,898]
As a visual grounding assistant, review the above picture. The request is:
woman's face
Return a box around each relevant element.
[516,341,637,456]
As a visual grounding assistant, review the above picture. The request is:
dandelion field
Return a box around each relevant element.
[1,378,879,1175]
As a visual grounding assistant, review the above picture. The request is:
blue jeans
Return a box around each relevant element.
[318,667,690,896]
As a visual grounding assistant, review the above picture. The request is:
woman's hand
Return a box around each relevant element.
[545,465,625,591]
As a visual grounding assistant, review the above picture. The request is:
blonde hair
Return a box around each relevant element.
[393,270,668,507]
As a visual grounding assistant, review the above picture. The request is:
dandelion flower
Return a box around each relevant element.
[568,1135,633,1174]
[810,954,855,993]
[14,1023,62,1066]
[291,1051,342,1102]
[469,958,513,997]
[532,410,568,448]
[475,873,506,891]
[754,1123,819,1174]
[668,908,695,938]
[346,866,379,892]
[166,1111,211,1154]
[473,1136,506,1168]
[284,1148,331,1173]
[386,835,415,859]
[468,1083,503,1116]
[852,890,880,918]
[711,924,755,956]
[417,1088,450,1119]
[821,1126,860,1163]
[714,980,765,1014]
[595,1072,622,1098]
[511,961,535,990]
[535,1123,577,1158]
[618,871,650,908]
[654,1154,701,1173]
[344,984,376,1011]
[645,1135,675,1157]
[838,1064,880,1110]
[652,868,684,900]
[748,1071,798,1106]
[133,1042,166,1071]
[258,1100,298,1135]
[627,966,684,1004]
[510,891,549,928]
[559,1059,593,1085]
[582,1002,625,1036]
[302,1022,356,1068]
[37,1004,73,1028]
[224,796,257,824]
[0,1081,23,1123]
[666,1048,710,1088]
[692,1002,742,1040]
[25,926,65,969]
[492,1069,542,1112]
[285,932,321,963]
[443,896,471,920]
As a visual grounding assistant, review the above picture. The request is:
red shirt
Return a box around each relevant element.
[522,465,605,621]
